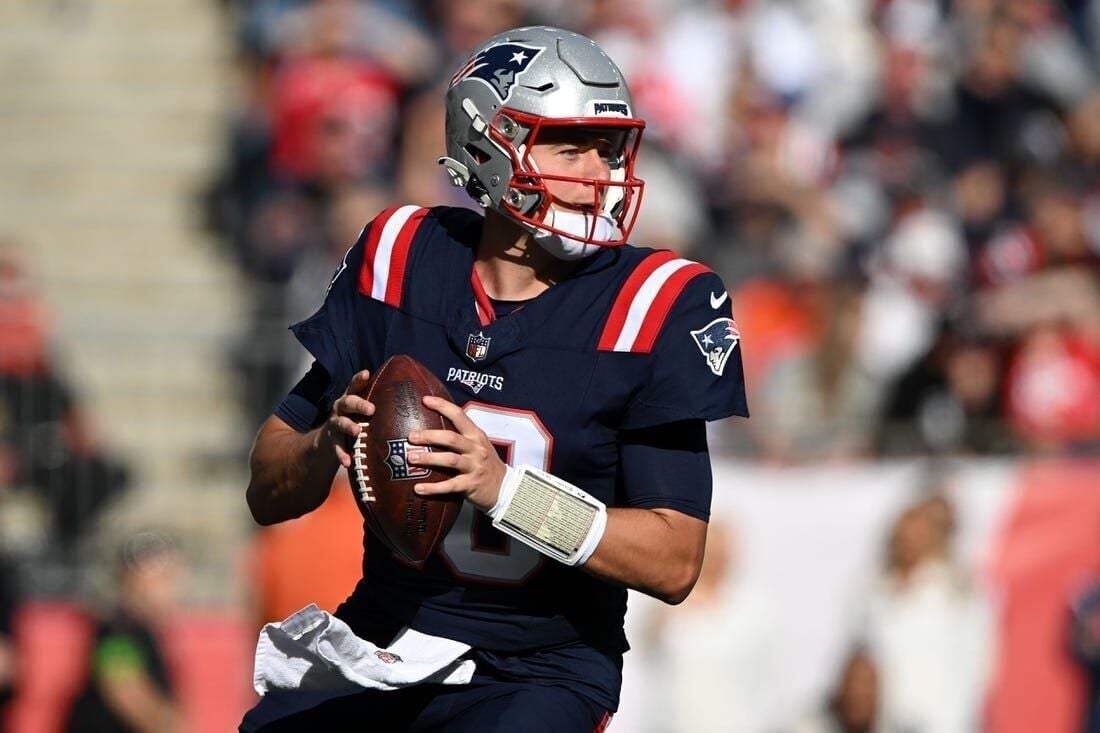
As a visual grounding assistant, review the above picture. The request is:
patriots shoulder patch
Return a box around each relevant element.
[690,318,740,376]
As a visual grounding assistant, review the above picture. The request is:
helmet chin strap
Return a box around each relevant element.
[532,207,623,261]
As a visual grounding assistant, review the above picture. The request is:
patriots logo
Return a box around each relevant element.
[450,42,544,102]
[384,439,431,481]
[459,374,486,393]
[690,318,740,376]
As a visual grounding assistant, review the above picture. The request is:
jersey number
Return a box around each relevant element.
[437,403,552,584]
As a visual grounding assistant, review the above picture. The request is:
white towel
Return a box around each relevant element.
[253,604,475,696]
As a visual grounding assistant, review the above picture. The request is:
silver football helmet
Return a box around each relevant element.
[440,26,645,246]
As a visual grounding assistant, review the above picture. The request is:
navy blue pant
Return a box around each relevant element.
[240,676,612,732]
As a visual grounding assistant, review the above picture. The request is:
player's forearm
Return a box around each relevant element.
[582,507,706,605]
[246,416,339,526]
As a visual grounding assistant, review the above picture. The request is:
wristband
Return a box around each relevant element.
[488,465,607,566]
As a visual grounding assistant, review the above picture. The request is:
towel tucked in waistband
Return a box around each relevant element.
[253,604,476,696]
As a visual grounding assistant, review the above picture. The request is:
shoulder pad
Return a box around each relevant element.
[358,205,431,307]
[598,250,712,354]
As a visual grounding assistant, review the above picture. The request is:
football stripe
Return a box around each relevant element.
[613,258,699,352]
[360,205,421,302]
[632,262,710,353]
[597,250,679,350]
[383,207,429,306]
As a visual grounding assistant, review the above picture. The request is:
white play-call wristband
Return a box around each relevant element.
[488,465,607,566]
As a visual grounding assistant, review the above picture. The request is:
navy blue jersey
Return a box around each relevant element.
[275,204,747,706]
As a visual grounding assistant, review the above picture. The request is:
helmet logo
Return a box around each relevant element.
[587,100,631,118]
[450,42,544,103]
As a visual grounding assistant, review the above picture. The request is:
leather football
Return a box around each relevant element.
[347,355,462,564]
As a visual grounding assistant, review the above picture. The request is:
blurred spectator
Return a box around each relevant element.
[787,646,883,733]
[0,244,50,378]
[855,203,967,386]
[743,280,878,462]
[877,319,1015,455]
[1009,0,1096,108]
[858,492,993,733]
[1002,324,1100,451]
[430,0,527,66]
[644,519,779,732]
[1071,578,1100,733]
[951,158,1010,252]
[0,244,129,550]
[972,166,1100,452]
[65,531,186,733]
[943,12,1067,173]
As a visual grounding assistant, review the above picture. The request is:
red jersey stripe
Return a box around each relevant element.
[597,250,679,351]
[632,261,710,353]
[382,208,429,306]
[358,206,402,298]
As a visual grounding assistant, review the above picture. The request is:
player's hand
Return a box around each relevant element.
[318,370,375,468]
[406,396,507,513]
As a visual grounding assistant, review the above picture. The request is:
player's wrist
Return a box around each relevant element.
[487,465,521,520]
[488,465,607,566]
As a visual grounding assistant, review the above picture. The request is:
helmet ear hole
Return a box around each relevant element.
[464,144,490,165]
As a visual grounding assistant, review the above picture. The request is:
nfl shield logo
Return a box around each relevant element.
[466,332,491,362]
[385,439,431,481]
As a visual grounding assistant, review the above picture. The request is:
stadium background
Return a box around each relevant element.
[1,0,1099,730]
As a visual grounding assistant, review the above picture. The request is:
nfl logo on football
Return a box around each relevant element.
[385,439,432,481]
[466,332,491,362]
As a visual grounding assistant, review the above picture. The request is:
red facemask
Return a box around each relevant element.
[487,109,646,246]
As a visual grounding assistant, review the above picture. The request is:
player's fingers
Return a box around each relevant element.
[413,477,466,496]
[346,370,372,395]
[336,394,374,417]
[422,396,479,436]
[329,415,362,439]
[407,450,464,471]
[333,442,352,468]
[408,429,470,453]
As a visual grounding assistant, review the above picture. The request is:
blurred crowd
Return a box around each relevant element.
[4,2,1100,729]
[0,244,129,557]
[622,478,999,733]
[203,0,1100,461]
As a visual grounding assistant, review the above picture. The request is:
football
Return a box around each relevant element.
[347,355,462,564]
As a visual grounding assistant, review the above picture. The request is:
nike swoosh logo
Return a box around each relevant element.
[710,291,728,310]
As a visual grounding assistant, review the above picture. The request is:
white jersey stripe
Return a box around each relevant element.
[371,205,421,301]
[613,258,694,351]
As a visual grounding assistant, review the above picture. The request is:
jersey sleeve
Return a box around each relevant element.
[286,231,370,418]
[622,270,748,430]
[274,361,333,432]
[618,420,712,520]
[279,205,431,429]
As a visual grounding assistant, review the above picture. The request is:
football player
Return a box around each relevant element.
[242,25,748,732]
